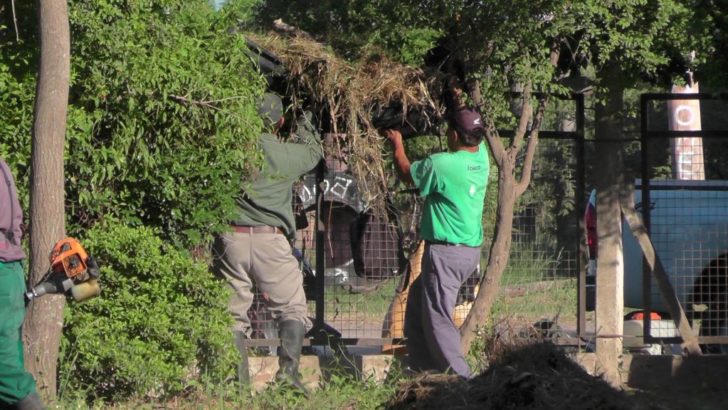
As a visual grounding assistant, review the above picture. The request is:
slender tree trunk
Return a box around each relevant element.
[23,0,70,400]
[458,46,559,353]
[459,87,546,353]
[593,67,625,387]
[460,160,517,350]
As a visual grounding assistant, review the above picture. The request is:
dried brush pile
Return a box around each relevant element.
[386,342,635,410]
[247,32,445,212]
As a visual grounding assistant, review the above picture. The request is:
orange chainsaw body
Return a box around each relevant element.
[50,237,90,280]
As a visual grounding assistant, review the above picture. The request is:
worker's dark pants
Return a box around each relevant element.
[0,261,36,405]
[404,242,480,378]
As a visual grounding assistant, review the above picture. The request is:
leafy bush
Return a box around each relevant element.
[1,0,266,246]
[59,220,236,402]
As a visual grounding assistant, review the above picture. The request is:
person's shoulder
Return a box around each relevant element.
[258,132,281,148]
[429,151,456,162]
[429,151,463,168]
[259,132,278,141]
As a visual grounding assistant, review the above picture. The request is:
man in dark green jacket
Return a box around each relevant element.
[1,157,44,409]
[212,94,322,392]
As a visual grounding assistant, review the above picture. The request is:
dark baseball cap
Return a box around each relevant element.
[256,93,283,126]
[449,107,484,135]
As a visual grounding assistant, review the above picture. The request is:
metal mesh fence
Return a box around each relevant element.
[241,95,590,350]
[237,92,728,355]
[493,136,581,340]
[640,94,728,350]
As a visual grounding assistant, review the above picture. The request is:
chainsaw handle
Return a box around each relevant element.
[86,255,101,279]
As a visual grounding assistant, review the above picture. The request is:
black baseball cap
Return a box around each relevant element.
[449,107,484,135]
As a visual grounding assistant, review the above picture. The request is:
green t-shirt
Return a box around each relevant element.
[410,142,489,247]
[232,113,323,238]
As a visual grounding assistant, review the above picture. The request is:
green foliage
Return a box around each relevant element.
[253,0,442,65]
[1,0,266,246]
[563,0,712,93]
[0,13,36,211]
[59,219,236,402]
[696,2,728,88]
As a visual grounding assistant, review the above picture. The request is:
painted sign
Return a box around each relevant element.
[296,171,366,213]
[667,83,704,180]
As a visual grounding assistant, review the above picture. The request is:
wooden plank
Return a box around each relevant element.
[619,195,702,356]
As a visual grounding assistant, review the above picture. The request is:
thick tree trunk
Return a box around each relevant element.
[593,68,625,387]
[23,0,70,400]
[460,160,517,350]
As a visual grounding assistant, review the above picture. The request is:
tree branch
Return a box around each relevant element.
[513,40,561,196]
[510,84,533,151]
[469,79,506,166]
[515,96,547,197]
[11,0,20,42]
[550,39,561,70]
[484,116,506,167]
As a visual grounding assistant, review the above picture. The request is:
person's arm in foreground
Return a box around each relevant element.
[384,129,413,185]
[278,111,323,174]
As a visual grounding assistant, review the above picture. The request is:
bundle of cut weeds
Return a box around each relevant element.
[386,342,635,410]
[246,31,445,214]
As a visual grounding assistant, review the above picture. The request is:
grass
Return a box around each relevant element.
[492,278,578,325]
[489,244,578,328]
[326,277,400,320]
[56,366,405,410]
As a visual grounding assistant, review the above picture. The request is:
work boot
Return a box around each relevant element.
[14,392,45,410]
[233,331,250,388]
[276,320,309,395]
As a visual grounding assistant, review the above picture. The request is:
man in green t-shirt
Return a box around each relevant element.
[212,94,322,392]
[384,107,489,378]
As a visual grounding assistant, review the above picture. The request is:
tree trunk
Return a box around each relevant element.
[460,159,517,350]
[593,67,625,387]
[23,0,70,401]
[459,88,546,353]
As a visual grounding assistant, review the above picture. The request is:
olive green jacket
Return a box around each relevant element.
[232,113,322,238]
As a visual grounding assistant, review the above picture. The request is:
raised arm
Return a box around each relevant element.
[384,129,413,185]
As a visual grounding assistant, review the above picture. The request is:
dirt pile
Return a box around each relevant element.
[386,342,635,410]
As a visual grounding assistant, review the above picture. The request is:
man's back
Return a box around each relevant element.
[0,159,25,262]
[411,142,489,247]
[232,114,322,237]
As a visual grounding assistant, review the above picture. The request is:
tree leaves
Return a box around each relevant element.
[1,0,267,246]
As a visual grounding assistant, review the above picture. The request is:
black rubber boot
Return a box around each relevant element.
[233,331,250,388]
[14,392,45,410]
[276,320,309,395]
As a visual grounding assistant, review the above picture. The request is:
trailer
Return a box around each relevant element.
[584,179,728,352]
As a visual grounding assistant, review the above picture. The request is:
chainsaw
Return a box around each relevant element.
[25,237,101,302]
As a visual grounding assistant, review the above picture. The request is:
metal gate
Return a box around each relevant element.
[639,92,728,351]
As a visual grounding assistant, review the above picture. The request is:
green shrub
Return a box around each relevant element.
[59,220,236,402]
[1,0,266,246]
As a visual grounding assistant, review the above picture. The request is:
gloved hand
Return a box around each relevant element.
[296,110,314,131]
[289,110,320,144]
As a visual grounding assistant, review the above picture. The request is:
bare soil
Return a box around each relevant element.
[385,342,726,410]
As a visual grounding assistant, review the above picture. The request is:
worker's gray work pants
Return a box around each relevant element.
[212,231,311,335]
[404,242,481,378]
